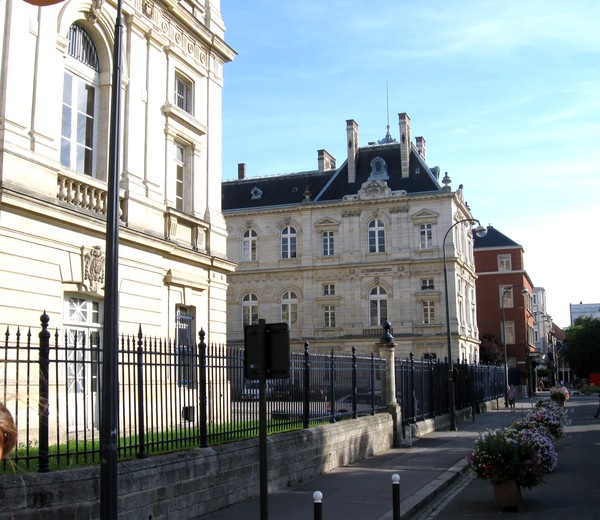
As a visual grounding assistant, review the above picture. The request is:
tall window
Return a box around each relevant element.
[422,301,435,324]
[64,296,102,394]
[369,286,388,326]
[420,223,433,249]
[174,143,192,212]
[500,286,514,308]
[242,293,258,327]
[174,73,192,113]
[498,254,512,271]
[368,219,386,253]
[176,306,196,389]
[324,305,336,328]
[502,321,516,345]
[281,226,297,259]
[281,290,298,328]
[322,231,334,256]
[242,229,257,261]
[61,24,99,176]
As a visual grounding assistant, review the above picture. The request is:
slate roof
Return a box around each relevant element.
[473,226,521,249]
[222,140,443,212]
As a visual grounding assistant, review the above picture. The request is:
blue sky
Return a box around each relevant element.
[220,0,600,328]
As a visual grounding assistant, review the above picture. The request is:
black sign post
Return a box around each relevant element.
[244,320,290,520]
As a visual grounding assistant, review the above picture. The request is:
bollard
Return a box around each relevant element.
[392,473,400,520]
[313,491,323,520]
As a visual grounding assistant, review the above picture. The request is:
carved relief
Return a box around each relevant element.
[84,246,105,292]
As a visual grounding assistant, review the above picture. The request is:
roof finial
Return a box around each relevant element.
[378,83,396,145]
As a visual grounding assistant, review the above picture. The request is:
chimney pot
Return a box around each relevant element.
[237,163,246,180]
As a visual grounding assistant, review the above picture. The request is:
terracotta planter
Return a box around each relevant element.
[493,480,522,511]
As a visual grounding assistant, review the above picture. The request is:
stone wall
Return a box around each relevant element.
[0,414,393,519]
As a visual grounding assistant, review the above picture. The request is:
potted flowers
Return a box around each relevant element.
[468,400,561,511]
[550,386,570,406]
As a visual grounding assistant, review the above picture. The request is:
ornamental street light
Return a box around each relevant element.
[501,285,529,406]
[443,218,487,431]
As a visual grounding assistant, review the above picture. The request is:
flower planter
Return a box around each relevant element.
[493,480,522,511]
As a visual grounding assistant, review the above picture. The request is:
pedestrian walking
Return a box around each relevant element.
[507,385,517,412]
[594,393,600,418]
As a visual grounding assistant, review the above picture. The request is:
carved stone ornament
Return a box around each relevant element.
[85,0,104,23]
[84,246,105,292]
[358,179,392,200]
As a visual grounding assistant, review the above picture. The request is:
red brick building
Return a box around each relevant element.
[474,227,535,396]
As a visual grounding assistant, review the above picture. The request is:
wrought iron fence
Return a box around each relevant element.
[396,353,505,425]
[1,314,386,472]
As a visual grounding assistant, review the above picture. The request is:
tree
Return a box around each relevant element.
[479,334,504,364]
[563,316,600,377]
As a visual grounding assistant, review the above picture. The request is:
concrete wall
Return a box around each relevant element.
[0,414,393,519]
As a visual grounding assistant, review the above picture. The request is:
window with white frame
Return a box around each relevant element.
[174,142,192,212]
[64,296,102,394]
[421,278,434,290]
[242,229,257,261]
[369,286,388,326]
[61,24,100,177]
[174,73,193,114]
[498,254,512,271]
[322,231,335,256]
[500,286,514,308]
[420,223,433,249]
[368,219,386,253]
[281,226,297,259]
[502,321,516,344]
[324,305,336,328]
[242,293,258,327]
[176,306,196,389]
[422,301,435,324]
[281,290,298,328]
[322,283,335,296]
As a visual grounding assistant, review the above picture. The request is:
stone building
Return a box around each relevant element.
[0,0,235,426]
[222,114,482,361]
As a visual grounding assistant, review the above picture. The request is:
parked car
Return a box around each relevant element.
[330,392,383,415]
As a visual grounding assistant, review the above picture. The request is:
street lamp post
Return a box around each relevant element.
[443,218,487,431]
[501,285,529,405]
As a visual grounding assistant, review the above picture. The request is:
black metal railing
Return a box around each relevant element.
[1,314,387,472]
[1,314,504,472]
[396,353,505,425]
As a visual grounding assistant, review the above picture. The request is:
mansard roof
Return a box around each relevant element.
[473,226,522,249]
[222,140,443,212]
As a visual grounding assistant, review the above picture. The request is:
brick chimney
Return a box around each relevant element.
[317,149,336,171]
[237,163,246,180]
[416,136,426,161]
[346,119,358,183]
[398,113,411,179]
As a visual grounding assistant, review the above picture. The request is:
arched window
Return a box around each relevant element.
[242,229,257,261]
[281,290,298,328]
[61,24,100,177]
[242,293,258,327]
[368,219,385,253]
[281,226,297,259]
[369,286,388,326]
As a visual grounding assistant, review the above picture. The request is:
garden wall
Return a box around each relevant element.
[0,414,393,519]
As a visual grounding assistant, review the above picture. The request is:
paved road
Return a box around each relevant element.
[408,394,600,519]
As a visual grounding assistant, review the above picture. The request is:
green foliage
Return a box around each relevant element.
[479,334,504,364]
[564,316,600,376]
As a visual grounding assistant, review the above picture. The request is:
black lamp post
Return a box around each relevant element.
[501,284,530,405]
[22,0,123,517]
[443,218,487,431]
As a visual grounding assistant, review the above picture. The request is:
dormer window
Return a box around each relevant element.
[368,157,389,181]
[251,187,263,200]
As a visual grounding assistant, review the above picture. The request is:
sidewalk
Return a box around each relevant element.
[202,396,536,519]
